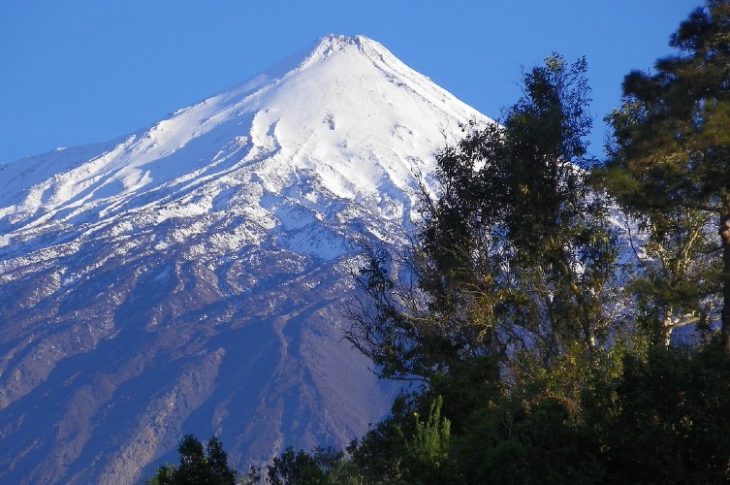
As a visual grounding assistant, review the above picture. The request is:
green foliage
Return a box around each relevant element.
[587,340,730,483]
[266,447,328,485]
[149,435,236,485]
[264,446,369,485]
[601,0,730,348]
[426,53,618,359]
[405,395,452,483]
[175,435,209,484]
[207,436,237,485]
[346,343,730,484]
[348,54,619,383]
[148,342,730,484]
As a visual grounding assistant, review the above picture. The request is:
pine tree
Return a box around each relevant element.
[206,436,237,485]
[603,0,730,350]
[408,395,451,469]
[175,435,209,484]
[150,434,236,485]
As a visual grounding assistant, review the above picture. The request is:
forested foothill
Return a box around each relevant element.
[151,2,730,483]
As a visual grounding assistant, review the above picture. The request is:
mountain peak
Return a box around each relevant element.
[306,34,384,59]
[314,33,375,51]
[239,34,387,90]
[269,34,398,84]
[0,39,490,482]
[0,35,488,240]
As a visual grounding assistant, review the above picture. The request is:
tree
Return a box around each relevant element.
[266,446,350,485]
[347,54,619,381]
[406,395,452,482]
[585,341,730,483]
[206,436,237,485]
[150,435,236,485]
[174,435,209,484]
[267,448,327,485]
[602,0,730,351]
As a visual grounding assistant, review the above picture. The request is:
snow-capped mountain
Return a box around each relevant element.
[0,35,489,484]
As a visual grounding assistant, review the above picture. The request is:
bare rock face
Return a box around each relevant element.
[0,35,489,484]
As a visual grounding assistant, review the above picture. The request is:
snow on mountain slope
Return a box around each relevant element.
[0,35,490,484]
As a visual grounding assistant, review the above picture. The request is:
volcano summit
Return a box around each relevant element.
[0,35,489,484]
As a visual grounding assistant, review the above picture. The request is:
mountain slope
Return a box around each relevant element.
[0,35,489,484]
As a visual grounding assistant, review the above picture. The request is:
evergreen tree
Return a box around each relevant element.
[150,434,236,485]
[206,436,237,485]
[602,0,730,350]
[406,395,453,483]
[175,435,210,484]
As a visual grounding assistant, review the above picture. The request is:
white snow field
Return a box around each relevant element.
[0,35,490,484]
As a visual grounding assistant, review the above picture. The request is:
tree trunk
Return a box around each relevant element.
[661,306,674,348]
[719,207,730,354]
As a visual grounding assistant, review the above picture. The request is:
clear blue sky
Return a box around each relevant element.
[1,0,700,162]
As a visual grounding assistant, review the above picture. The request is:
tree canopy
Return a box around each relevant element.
[149,435,236,485]
[603,0,730,350]
[347,54,618,381]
